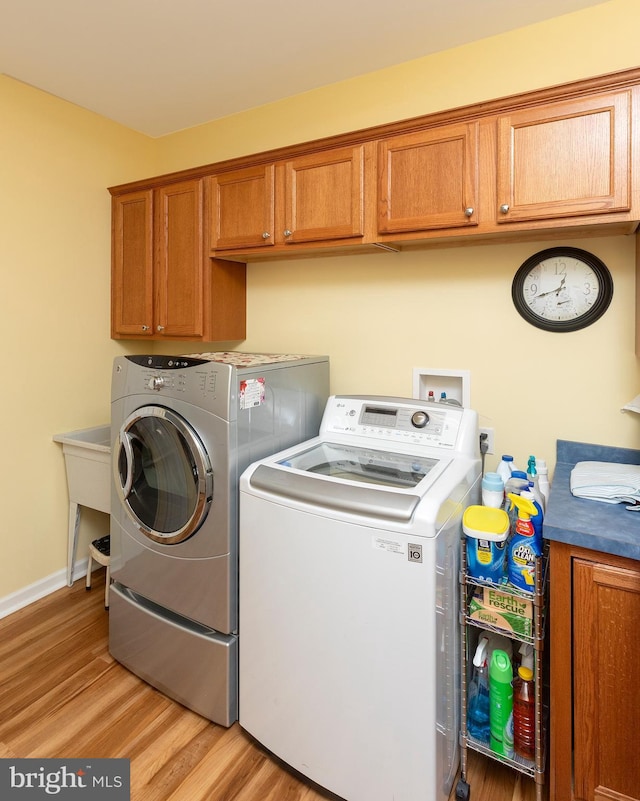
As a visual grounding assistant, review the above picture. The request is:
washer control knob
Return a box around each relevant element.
[147,376,165,391]
[411,411,429,428]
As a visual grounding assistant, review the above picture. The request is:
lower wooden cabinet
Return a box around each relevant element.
[111,179,245,341]
[549,541,640,801]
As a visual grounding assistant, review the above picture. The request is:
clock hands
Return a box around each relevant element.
[533,275,566,299]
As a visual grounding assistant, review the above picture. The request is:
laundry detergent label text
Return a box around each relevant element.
[0,759,130,799]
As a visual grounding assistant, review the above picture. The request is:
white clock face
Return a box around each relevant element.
[522,254,601,323]
[513,248,613,332]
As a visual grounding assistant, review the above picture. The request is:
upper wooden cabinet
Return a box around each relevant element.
[377,122,479,234]
[209,165,275,252]
[112,69,640,293]
[495,90,632,224]
[112,188,154,337]
[209,145,367,256]
[111,178,246,341]
[283,146,365,244]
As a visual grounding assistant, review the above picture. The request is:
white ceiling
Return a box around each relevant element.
[0,0,608,137]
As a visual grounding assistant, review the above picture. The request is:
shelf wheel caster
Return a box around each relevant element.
[455,777,470,801]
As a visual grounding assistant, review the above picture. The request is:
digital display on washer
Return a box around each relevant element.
[360,406,398,427]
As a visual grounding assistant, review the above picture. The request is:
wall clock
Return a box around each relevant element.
[512,247,613,332]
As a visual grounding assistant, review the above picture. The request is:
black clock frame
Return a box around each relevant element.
[511,246,614,332]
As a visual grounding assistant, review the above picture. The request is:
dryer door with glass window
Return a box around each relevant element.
[114,405,213,544]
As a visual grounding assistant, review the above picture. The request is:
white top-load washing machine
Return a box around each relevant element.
[239,395,481,801]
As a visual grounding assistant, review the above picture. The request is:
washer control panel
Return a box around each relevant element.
[320,396,475,451]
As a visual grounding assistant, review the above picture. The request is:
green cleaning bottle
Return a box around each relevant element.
[489,648,514,758]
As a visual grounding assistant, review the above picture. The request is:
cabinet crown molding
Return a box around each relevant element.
[109,67,640,195]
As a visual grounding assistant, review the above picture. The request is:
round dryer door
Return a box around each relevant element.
[115,405,213,544]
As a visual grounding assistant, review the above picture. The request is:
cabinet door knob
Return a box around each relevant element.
[283,229,293,238]
[500,203,510,214]
[141,325,150,331]
[262,232,271,239]
[156,325,165,332]
[464,207,474,217]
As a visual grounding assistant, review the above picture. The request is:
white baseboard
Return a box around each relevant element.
[0,557,90,620]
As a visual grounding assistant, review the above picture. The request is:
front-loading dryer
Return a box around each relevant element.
[108,353,329,725]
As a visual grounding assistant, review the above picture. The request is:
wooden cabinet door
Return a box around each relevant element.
[377,123,479,234]
[209,165,275,250]
[283,146,365,244]
[573,557,640,801]
[111,190,154,337]
[155,179,204,338]
[496,91,631,224]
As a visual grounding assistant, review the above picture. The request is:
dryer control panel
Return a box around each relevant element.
[320,395,478,454]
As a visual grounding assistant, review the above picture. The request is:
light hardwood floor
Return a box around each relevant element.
[0,575,539,800]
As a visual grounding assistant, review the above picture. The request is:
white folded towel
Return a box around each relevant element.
[570,461,640,507]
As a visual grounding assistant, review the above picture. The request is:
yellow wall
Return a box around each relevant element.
[0,76,158,602]
[1,0,640,603]
[155,0,640,171]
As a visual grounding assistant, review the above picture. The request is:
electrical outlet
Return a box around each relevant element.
[480,427,495,455]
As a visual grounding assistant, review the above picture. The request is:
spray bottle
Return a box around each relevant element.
[506,493,542,593]
[503,471,530,532]
[519,643,535,673]
[467,635,490,744]
[526,455,546,513]
[521,488,544,543]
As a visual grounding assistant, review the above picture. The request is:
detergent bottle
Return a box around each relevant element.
[467,635,490,744]
[506,493,542,593]
[513,665,535,760]
[536,458,550,509]
[496,455,515,484]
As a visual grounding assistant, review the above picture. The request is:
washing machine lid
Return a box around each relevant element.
[281,441,437,488]
[249,441,445,522]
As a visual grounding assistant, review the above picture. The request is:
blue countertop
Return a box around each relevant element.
[543,440,640,561]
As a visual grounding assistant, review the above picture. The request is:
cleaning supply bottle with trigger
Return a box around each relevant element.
[467,635,490,744]
[503,471,530,530]
[526,455,546,512]
[519,642,534,673]
[506,493,542,592]
[521,487,544,543]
